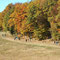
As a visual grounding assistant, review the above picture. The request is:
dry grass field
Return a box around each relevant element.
[0,37,60,60]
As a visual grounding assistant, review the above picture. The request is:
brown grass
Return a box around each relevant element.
[0,37,60,60]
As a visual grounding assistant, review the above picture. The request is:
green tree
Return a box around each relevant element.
[2,4,15,31]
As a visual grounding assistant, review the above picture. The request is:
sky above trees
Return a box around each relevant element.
[0,0,31,12]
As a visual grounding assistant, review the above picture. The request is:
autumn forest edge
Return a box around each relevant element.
[0,0,60,41]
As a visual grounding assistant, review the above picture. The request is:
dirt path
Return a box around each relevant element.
[1,34,60,49]
[0,31,60,48]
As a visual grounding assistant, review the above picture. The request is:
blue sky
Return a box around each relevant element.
[0,0,31,12]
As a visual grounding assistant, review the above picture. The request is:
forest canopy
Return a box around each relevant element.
[0,0,60,40]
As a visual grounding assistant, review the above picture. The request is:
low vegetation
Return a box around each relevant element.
[0,38,60,60]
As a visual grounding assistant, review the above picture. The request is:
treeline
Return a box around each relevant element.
[0,0,60,40]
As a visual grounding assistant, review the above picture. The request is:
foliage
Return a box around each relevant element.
[0,0,60,40]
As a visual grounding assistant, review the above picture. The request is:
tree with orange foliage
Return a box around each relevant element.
[8,3,27,35]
